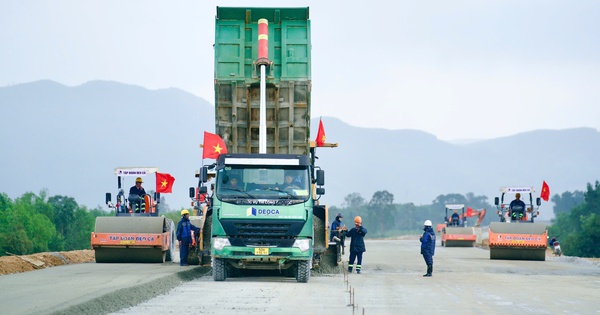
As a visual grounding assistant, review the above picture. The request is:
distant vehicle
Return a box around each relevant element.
[439,204,476,247]
[549,237,562,257]
[91,167,176,263]
[489,186,547,261]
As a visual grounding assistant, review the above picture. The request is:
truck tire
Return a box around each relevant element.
[296,260,310,283]
[213,258,227,281]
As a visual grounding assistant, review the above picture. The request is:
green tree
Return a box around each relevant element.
[64,206,103,250]
[432,193,468,207]
[550,181,600,257]
[342,193,366,209]
[365,190,396,235]
[0,196,33,255]
[394,202,419,233]
[551,191,584,217]
[13,193,57,253]
[369,190,394,206]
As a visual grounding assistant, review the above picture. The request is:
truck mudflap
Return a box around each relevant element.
[488,222,547,261]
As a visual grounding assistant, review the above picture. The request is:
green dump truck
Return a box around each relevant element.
[193,7,337,283]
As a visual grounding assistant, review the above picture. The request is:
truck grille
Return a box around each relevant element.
[220,219,305,247]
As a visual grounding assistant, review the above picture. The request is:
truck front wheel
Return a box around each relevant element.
[213,258,227,281]
[296,260,310,283]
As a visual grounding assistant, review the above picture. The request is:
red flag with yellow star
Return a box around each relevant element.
[315,118,326,147]
[540,180,550,201]
[203,131,228,159]
[156,172,175,193]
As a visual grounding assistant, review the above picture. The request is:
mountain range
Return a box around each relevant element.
[2,80,599,220]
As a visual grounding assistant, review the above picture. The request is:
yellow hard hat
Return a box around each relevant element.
[354,216,362,224]
[135,177,143,183]
[515,193,521,198]
[181,209,190,216]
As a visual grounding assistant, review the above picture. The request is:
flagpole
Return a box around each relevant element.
[199,143,205,189]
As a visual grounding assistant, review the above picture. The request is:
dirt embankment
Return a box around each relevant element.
[0,250,95,276]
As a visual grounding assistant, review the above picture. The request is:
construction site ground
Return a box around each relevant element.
[1,238,599,315]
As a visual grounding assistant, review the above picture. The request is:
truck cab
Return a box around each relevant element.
[203,153,324,282]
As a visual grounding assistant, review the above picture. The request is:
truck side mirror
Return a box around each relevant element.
[189,187,196,198]
[316,187,325,195]
[105,193,112,204]
[154,192,160,203]
[494,197,499,205]
[199,166,208,183]
[316,169,325,186]
[536,198,541,206]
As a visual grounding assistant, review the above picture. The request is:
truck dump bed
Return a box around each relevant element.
[214,7,311,155]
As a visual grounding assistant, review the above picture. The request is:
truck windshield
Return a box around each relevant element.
[216,166,310,201]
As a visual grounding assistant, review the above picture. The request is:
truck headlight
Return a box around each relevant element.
[213,237,231,251]
[293,239,310,252]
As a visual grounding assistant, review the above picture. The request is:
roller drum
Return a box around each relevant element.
[443,227,476,247]
[489,222,547,261]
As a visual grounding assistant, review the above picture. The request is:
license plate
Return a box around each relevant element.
[120,240,135,245]
[254,247,269,255]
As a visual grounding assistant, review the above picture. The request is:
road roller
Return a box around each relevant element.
[91,167,176,263]
[489,186,547,261]
[439,204,477,247]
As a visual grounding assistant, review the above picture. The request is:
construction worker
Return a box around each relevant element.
[330,212,347,256]
[451,210,460,226]
[176,209,201,266]
[346,216,367,274]
[420,220,436,277]
[128,177,147,212]
[509,193,526,221]
[330,212,345,242]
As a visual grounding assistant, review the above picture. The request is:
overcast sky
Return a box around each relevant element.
[2,0,599,141]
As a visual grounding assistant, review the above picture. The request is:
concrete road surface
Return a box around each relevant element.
[1,240,599,315]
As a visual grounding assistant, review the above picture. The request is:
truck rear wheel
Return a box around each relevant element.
[213,258,227,281]
[296,260,310,283]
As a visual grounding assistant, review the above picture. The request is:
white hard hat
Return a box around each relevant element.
[424,220,432,227]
